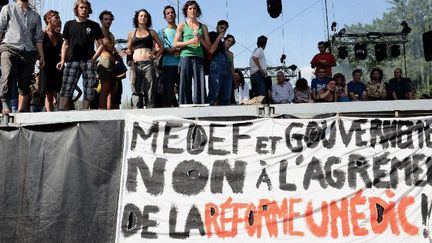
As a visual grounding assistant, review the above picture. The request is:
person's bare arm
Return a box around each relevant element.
[208,31,225,54]
[349,91,358,101]
[91,38,105,63]
[319,88,331,99]
[362,90,368,101]
[199,24,212,51]
[36,42,45,68]
[407,91,413,99]
[56,39,69,70]
[151,30,164,58]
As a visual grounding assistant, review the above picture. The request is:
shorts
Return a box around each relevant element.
[60,60,97,101]
[97,57,116,82]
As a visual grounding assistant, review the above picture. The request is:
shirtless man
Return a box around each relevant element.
[97,10,116,109]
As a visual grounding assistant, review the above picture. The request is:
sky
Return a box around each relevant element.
[40,0,393,80]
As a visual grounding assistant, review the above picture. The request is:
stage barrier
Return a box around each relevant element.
[1,100,432,242]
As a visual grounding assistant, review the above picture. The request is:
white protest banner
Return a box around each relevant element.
[116,114,432,242]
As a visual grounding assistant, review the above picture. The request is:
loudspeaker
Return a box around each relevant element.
[374,44,387,62]
[423,31,432,62]
[267,0,282,18]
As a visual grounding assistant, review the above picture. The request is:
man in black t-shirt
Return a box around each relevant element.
[388,68,413,100]
[56,0,104,110]
[203,20,227,75]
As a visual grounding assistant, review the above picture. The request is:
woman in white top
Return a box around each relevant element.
[232,69,250,104]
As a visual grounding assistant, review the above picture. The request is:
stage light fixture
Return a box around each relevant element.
[337,28,346,37]
[280,54,286,64]
[401,21,411,35]
[354,44,368,60]
[337,46,348,59]
[331,22,337,32]
[374,43,387,62]
[390,45,401,58]
[367,32,384,40]
[267,0,282,18]
[288,64,297,71]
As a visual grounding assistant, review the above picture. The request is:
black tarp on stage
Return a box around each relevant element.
[0,120,124,242]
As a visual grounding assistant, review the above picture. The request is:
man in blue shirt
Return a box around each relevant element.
[348,69,367,101]
[158,5,180,107]
[310,67,329,102]
[272,71,294,103]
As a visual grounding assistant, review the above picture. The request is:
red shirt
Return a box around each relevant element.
[310,52,336,77]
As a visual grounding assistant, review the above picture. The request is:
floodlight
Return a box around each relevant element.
[354,44,368,60]
[374,43,387,62]
[390,45,401,58]
[401,21,411,35]
[288,64,297,71]
[337,46,348,59]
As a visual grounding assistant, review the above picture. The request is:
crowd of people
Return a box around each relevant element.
[269,41,415,104]
[0,0,418,115]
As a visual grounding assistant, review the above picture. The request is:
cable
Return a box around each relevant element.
[281,7,285,55]
[321,0,327,41]
[324,0,330,41]
[332,0,335,23]
[236,0,321,57]
[225,0,229,22]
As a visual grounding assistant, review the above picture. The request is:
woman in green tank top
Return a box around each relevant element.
[174,1,211,104]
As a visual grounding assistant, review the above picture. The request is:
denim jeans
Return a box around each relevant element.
[251,72,266,97]
[30,105,44,112]
[179,56,206,104]
[208,52,232,106]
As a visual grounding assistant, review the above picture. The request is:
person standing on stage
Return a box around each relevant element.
[174,0,211,105]
[207,20,233,106]
[126,9,164,108]
[0,0,44,113]
[310,41,336,78]
[41,10,62,112]
[97,10,117,109]
[158,5,180,107]
[249,35,268,99]
[56,0,104,111]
